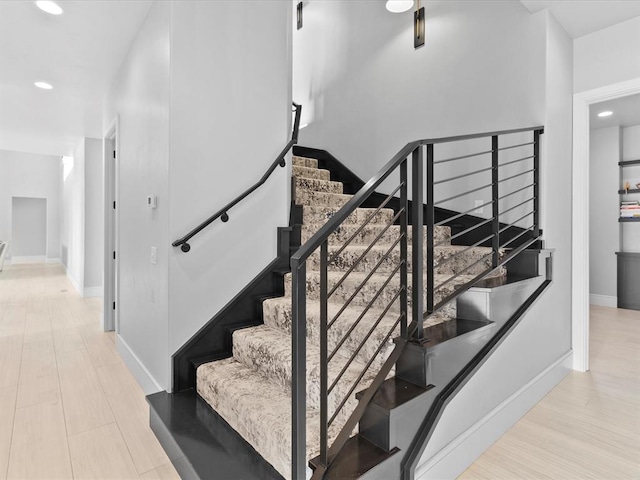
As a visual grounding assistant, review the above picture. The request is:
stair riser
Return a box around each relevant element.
[293,165,331,181]
[294,177,343,198]
[300,225,451,248]
[292,155,318,168]
[295,190,352,209]
[302,206,395,226]
[306,247,497,277]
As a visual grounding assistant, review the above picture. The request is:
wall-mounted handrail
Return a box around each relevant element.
[172,102,302,253]
[291,124,544,479]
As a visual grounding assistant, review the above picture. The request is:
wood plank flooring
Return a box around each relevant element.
[459,305,640,479]
[0,263,179,480]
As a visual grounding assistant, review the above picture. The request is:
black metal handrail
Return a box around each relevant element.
[290,125,544,480]
[172,102,302,252]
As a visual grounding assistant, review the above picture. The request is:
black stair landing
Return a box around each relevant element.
[147,390,283,480]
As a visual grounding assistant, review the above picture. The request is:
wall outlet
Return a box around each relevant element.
[474,200,484,214]
[150,246,157,265]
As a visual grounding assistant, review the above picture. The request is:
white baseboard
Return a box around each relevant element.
[66,271,83,296]
[416,350,573,480]
[116,334,164,395]
[46,257,61,264]
[589,294,617,308]
[83,286,103,298]
[10,255,46,264]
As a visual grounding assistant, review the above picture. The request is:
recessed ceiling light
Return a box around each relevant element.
[597,111,613,117]
[385,1,414,13]
[34,81,53,90]
[35,1,63,15]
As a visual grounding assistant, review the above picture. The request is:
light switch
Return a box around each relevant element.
[150,246,157,265]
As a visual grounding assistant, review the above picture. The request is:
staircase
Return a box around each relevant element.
[195,156,505,479]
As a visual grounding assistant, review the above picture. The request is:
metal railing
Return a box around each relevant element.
[172,102,301,252]
[290,126,544,479]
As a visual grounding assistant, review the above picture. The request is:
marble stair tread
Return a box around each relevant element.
[302,205,396,227]
[293,165,331,181]
[197,357,341,480]
[295,190,353,209]
[292,155,319,169]
[232,324,379,418]
[300,224,451,247]
[306,243,499,276]
[294,177,344,196]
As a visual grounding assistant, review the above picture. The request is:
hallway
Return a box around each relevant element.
[0,263,178,479]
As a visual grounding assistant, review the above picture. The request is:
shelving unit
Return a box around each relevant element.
[617,158,640,310]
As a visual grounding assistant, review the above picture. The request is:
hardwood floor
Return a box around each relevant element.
[459,305,640,479]
[0,263,179,480]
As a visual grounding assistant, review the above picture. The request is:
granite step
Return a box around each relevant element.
[293,164,331,181]
[302,205,396,226]
[232,324,378,423]
[292,155,318,169]
[301,224,451,248]
[306,244,499,276]
[197,357,341,480]
[294,177,343,198]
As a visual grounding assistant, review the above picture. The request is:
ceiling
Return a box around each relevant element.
[0,0,152,156]
[590,94,640,130]
[519,0,640,38]
[1,1,639,157]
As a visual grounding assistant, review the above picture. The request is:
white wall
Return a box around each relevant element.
[11,197,47,257]
[103,0,171,391]
[621,125,640,251]
[574,16,640,94]
[0,149,61,261]
[168,0,292,357]
[589,126,620,299]
[84,138,104,291]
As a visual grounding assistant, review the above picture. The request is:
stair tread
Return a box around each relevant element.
[197,357,341,479]
[355,377,433,411]
[293,164,331,181]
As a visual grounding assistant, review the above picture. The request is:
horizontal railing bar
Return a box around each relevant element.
[328,279,405,363]
[498,154,534,169]
[500,225,534,249]
[329,185,404,261]
[433,149,493,165]
[498,183,535,201]
[434,233,495,269]
[434,200,494,227]
[329,314,404,426]
[435,183,493,206]
[431,235,541,313]
[417,126,544,146]
[498,198,534,218]
[327,288,403,396]
[498,211,534,234]
[329,202,402,265]
[497,141,534,152]
[435,249,493,292]
[434,219,493,247]
[327,237,402,323]
[433,166,493,185]
[329,221,403,297]
[498,168,534,184]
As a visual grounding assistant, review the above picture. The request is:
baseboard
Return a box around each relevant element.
[415,350,573,480]
[10,255,46,264]
[46,258,61,264]
[66,271,83,296]
[589,294,617,308]
[83,286,103,298]
[116,334,164,395]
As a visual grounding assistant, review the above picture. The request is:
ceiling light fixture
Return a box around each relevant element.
[35,1,63,15]
[385,1,414,13]
[34,81,53,90]
[597,111,613,117]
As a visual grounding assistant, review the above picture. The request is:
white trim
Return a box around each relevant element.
[83,286,103,298]
[589,293,617,308]
[416,351,573,480]
[115,334,164,395]
[102,116,119,333]
[10,255,47,264]
[66,270,83,296]
[571,77,640,373]
[46,257,61,264]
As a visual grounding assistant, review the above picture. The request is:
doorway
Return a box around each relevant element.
[11,196,47,261]
[103,118,119,332]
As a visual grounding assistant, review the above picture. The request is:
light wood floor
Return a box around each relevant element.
[460,304,640,479]
[0,263,179,480]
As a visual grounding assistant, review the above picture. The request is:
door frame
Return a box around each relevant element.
[103,116,120,332]
[571,77,640,372]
